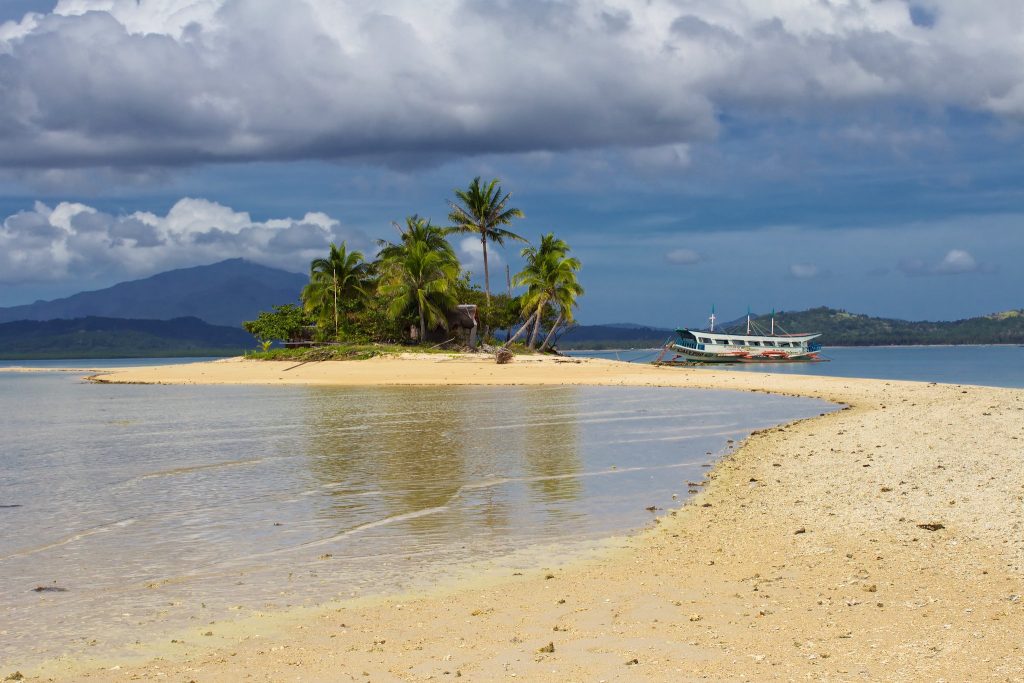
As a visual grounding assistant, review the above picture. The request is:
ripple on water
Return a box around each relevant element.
[0,377,836,667]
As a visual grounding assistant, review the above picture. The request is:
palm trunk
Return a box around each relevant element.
[332,271,339,339]
[481,234,490,305]
[418,305,426,345]
[480,234,491,341]
[540,312,562,351]
[505,310,536,346]
[528,303,544,349]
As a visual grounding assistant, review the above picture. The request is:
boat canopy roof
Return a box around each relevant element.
[679,328,821,343]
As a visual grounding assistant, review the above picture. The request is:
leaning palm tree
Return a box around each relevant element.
[538,271,584,350]
[378,218,460,343]
[447,177,526,305]
[507,233,583,350]
[518,233,571,268]
[301,242,373,339]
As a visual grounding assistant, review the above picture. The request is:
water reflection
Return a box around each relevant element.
[0,378,836,668]
[303,386,587,541]
[521,387,583,507]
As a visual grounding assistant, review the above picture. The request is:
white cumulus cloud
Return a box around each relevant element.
[0,197,368,284]
[899,248,986,276]
[457,236,503,281]
[934,248,979,274]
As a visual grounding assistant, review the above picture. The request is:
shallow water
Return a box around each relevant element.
[569,345,1024,388]
[0,371,833,666]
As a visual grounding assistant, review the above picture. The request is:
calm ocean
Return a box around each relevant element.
[0,367,833,667]
[568,345,1024,389]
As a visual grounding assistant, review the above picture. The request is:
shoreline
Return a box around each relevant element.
[16,356,1024,681]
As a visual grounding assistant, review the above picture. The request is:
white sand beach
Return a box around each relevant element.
[17,355,1024,681]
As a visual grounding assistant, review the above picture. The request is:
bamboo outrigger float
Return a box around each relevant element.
[654,307,826,366]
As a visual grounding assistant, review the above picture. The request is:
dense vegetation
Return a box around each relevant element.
[760,307,1024,346]
[0,316,253,359]
[557,308,1024,349]
[243,178,584,353]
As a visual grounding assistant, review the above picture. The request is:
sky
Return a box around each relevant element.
[1,0,1023,327]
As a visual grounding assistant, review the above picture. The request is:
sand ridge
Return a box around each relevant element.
[17,356,1024,681]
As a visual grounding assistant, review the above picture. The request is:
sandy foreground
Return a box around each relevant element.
[16,354,1024,681]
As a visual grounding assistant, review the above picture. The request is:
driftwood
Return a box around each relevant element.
[495,348,514,364]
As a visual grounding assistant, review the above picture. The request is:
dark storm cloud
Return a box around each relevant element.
[1,1,1022,172]
[3,207,62,246]
[267,222,332,250]
[107,217,164,247]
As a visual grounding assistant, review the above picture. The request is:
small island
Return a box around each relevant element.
[242,177,583,361]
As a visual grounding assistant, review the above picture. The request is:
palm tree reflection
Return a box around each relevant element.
[521,386,583,506]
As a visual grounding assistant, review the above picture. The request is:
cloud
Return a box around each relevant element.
[788,263,822,279]
[898,248,988,276]
[627,143,692,170]
[457,236,503,280]
[665,248,702,265]
[934,248,979,274]
[0,197,368,284]
[0,1,1023,172]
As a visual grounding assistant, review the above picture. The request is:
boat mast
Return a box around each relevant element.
[771,308,775,336]
[709,304,716,332]
[746,306,751,335]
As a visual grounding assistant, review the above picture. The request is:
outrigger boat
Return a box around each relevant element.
[655,308,825,365]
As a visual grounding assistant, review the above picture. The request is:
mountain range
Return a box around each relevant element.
[0,260,1021,356]
[0,316,254,360]
[557,307,1024,349]
[0,259,306,327]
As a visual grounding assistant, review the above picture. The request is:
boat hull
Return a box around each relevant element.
[657,344,824,365]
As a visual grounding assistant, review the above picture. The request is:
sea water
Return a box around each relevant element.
[0,368,833,667]
[569,345,1024,389]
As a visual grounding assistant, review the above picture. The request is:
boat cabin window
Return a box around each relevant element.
[749,341,760,346]
[763,341,775,347]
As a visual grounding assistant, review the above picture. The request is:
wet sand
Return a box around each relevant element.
[16,355,1024,681]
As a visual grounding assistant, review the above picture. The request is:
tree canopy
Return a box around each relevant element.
[243,180,583,353]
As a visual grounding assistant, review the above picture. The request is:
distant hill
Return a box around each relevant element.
[558,324,674,349]
[558,307,1024,349]
[0,316,255,360]
[752,307,1024,346]
[0,259,306,327]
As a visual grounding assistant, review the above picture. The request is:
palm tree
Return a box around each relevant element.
[507,233,583,350]
[301,242,373,339]
[378,214,457,262]
[447,177,526,305]
[378,217,460,342]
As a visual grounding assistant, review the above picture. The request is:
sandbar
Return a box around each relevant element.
[16,355,1024,681]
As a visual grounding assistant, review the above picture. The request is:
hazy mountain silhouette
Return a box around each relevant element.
[0,259,306,327]
[0,316,255,359]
